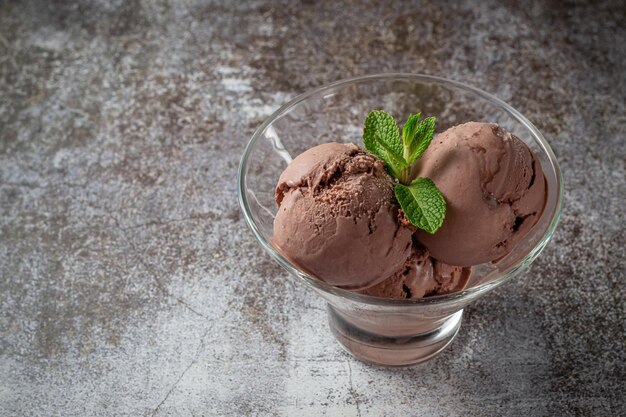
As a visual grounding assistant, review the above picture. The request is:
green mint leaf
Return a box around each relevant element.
[394,177,446,233]
[401,112,422,156]
[363,110,407,179]
[402,115,436,165]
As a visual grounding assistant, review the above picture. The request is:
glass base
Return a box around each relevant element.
[327,306,463,367]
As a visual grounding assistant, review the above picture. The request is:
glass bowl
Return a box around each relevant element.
[238,74,563,366]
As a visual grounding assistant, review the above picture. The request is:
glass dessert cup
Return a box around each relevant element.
[238,74,563,366]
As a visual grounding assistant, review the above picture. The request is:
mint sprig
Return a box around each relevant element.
[363,110,446,234]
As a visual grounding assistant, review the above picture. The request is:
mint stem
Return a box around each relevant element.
[399,166,410,185]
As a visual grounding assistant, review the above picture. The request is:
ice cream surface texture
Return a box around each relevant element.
[414,122,547,266]
[358,242,471,299]
[273,142,413,290]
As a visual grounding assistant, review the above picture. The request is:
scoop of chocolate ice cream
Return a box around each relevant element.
[358,243,471,299]
[413,122,547,266]
[273,143,413,290]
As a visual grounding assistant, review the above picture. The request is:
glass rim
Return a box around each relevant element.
[237,73,564,307]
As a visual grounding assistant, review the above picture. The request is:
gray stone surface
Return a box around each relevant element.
[0,0,624,415]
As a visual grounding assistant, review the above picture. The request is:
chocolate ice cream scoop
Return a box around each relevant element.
[358,243,471,299]
[273,143,413,290]
[414,122,547,266]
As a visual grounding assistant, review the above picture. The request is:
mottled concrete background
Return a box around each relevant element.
[0,0,624,416]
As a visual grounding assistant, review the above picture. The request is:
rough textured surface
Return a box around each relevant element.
[0,0,624,416]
